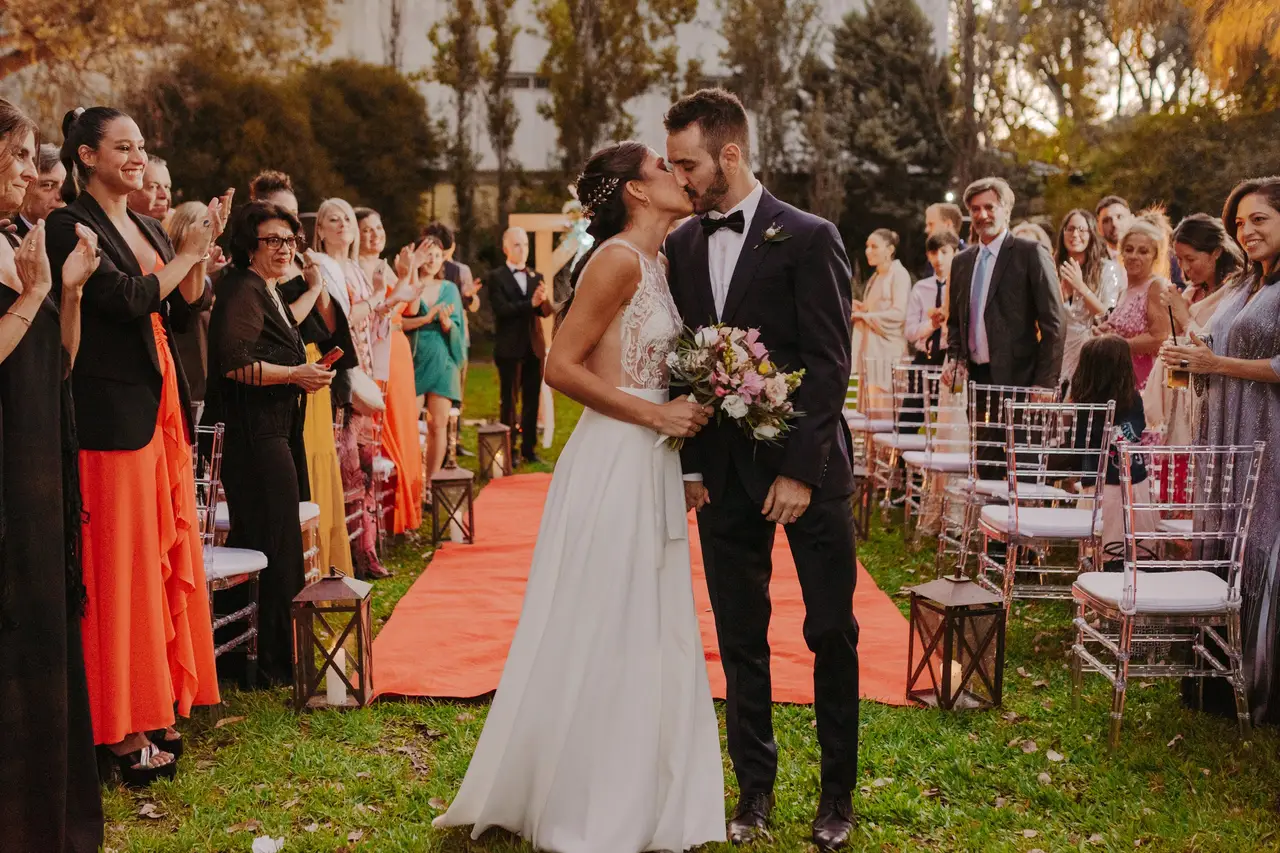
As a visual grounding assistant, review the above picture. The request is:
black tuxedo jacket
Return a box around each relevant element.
[12,215,31,239]
[46,193,200,450]
[665,188,856,504]
[945,233,1064,388]
[486,265,552,360]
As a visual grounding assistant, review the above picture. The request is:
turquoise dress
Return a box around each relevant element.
[409,280,466,402]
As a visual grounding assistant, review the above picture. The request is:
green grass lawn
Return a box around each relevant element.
[105,362,1280,852]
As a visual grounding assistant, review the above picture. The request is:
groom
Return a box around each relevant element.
[663,89,860,850]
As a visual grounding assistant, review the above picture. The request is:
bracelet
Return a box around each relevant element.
[4,310,32,326]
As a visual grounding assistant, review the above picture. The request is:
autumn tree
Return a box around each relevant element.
[536,0,697,174]
[430,0,484,259]
[717,0,822,187]
[481,0,522,232]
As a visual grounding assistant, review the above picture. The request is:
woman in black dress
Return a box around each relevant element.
[204,202,335,685]
[0,98,104,849]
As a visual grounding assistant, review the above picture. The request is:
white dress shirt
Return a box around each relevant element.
[509,263,529,296]
[968,229,1008,365]
[706,181,764,320]
[905,275,947,354]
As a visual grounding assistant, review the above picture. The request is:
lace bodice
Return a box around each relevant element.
[601,237,683,389]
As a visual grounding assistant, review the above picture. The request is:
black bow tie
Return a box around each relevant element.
[701,210,745,236]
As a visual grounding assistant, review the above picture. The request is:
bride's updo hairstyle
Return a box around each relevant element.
[569,141,649,291]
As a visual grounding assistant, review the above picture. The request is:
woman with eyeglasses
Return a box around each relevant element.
[204,201,334,686]
[1054,209,1122,382]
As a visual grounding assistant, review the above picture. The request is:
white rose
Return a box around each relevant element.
[729,344,750,365]
[753,424,780,440]
[695,327,718,347]
[722,395,749,419]
[666,352,680,369]
[765,375,788,406]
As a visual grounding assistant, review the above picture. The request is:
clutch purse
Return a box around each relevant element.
[347,367,385,415]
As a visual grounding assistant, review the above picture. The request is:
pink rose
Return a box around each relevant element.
[715,386,728,397]
[749,342,767,359]
[739,371,766,399]
[746,328,761,346]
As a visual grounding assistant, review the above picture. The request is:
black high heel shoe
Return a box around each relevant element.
[97,743,178,788]
[147,729,184,760]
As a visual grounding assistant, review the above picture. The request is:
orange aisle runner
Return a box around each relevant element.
[372,473,910,705]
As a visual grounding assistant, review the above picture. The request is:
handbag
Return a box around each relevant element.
[347,367,385,415]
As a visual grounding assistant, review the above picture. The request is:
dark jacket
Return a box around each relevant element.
[46,193,200,450]
[946,233,1065,388]
[487,264,553,360]
[665,187,856,504]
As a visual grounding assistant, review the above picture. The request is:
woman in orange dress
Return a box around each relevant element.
[357,208,424,534]
[46,107,224,785]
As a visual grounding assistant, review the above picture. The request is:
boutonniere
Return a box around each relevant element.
[755,221,792,250]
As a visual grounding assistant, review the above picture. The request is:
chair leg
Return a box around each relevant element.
[1108,615,1134,749]
[1227,612,1253,739]
[245,574,260,690]
[1070,600,1085,711]
[1002,542,1020,614]
[934,491,951,577]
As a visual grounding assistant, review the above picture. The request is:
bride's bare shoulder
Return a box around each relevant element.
[576,242,643,303]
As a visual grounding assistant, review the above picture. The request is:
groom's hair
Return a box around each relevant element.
[664,89,750,165]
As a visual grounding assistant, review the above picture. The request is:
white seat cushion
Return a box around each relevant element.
[872,432,928,451]
[372,456,396,477]
[214,502,230,531]
[845,411,894,433]
[980,505,1100,538]
[901,451,969,473]
[206,546,269,581]
[1159,517,1193,535]
[1074,570,1230,614]
[299,501,321,524]
[973,480,1072,500]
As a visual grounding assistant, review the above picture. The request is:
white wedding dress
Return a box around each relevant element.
[433,237,726,852]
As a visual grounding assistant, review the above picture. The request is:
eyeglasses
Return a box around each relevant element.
[257,235,300,251]
[1064,226,1091,235]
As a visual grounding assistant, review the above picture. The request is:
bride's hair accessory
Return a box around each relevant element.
[574,175,621,220]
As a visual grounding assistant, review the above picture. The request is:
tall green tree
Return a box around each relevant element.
[831,0,954,261]
[536,0,697,173]
[430,0,483,259]
[481,0,522,232]
[717,0,821,187]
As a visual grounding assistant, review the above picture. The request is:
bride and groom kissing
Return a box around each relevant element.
[434,88,861,852]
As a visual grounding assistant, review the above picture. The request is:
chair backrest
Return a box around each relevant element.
[1119,441,1266,609]
[1003,399,1115,532]
[966,384,1055,481]
[856,356,898,420]
[193,423,226,554]
[889,362,944,437]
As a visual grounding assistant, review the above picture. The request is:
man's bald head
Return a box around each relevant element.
[503,226,529,268]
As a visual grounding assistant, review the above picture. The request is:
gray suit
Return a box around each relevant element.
[946,233,1065,388]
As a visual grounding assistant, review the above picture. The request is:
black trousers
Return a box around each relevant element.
[497,352,543,457]
[697,463,860,798]
[219,430,306,686]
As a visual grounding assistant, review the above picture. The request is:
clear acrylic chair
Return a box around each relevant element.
[1070,441,1264,747]
[977,399,1115,609]
[934,384,1060,577]
[845,357,896,470]
[870,362,939,518]
[194,423,268,686]
[333,407,367,550]
[901,371,969,544]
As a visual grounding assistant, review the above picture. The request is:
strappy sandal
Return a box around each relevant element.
[147,728,184,760]
[98,742,177,788]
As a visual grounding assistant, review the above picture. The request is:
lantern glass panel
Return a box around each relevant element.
[908,581,1005,711]
[292,576,373,711]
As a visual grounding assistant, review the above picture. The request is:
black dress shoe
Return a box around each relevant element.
[812,793,854,850]
[727,792,774,845]
[522,452,543,465]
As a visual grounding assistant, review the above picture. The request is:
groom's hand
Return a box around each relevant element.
[684,481,710,512]
[763,475,812,524]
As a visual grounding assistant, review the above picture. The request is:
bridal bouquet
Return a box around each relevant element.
[661,324,804,450]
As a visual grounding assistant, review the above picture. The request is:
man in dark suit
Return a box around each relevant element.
[15,144,66,237]
[945,176,1064,390]
[664,88,859,851]
[486,226,552,464]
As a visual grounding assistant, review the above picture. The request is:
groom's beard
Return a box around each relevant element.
[689,165,730,215]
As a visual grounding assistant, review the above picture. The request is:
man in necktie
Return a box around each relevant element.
[485,226,552,464]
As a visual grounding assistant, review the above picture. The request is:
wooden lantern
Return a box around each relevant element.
[291,569,374,711]
[430,466,475,545]
[477,423,512,481]
[907,576,1006,710]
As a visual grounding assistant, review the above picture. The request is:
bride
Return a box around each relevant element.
[432,141,726,852]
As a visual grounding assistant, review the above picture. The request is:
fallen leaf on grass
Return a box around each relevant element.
[280,799,300,810]
[994,797,1007,808]
[1001,711,1021,723]
[1046,750,1065,763]
[1138,681,1155,689]
[1037,772,1051,785]
[303,822,319,833]
[872,777,892,788]
[215,715,246,729]
[967,732,980,743]
[921,788,940,798]
[1201,768,1211,777]
[1016,667,1032,678]
[1022,829,1039,838]
[1030,849,1047,853]
[355,771,372,779]
[251,838,285,853]
[226,820,262,833]
[137,803,166,819]
[1021,740,1038,754]
[347,830,364,843]
[428,798,448,810]
[1088,834,1106,844]
[455,712,476,723]
[1032,680,1049,689]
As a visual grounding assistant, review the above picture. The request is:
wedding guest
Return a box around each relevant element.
[852,227,911,411]
[1012,220,1053,255]
[358,207,423,533]
[424,221,479,426]
[1102,218,1172,390]
[1096,194,1132,260]
[126,155,173,226]
[205,202,333,684]
[1054,208,1123,382]
[904,230,957,366]
[1161,176,1280,724]
[0,98,104,849]
[313,197,389,578]
[924,201,963,239]
[45,106,222,782]
[251,172,355,577]
[167,202,216,412]
[14,143,65,237]
[405,235,466,486]
[487,226,552,464]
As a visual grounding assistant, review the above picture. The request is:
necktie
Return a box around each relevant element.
[968,249,992,361]
[927,280,943,357]
[701,210,745,236]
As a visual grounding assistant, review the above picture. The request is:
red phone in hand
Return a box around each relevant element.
[318,347,344,369]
